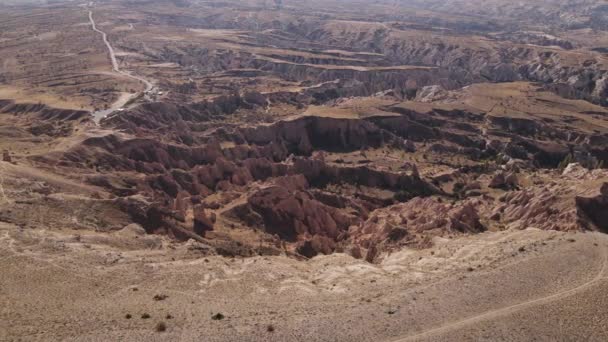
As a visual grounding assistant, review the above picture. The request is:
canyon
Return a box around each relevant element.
[1,0,608,341]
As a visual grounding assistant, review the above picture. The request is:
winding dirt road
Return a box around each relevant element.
[88,10,152,91]
[87,10,153,122]
[88,11,118,72]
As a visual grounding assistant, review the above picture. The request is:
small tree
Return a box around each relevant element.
[595,160,604,169]
[558,153,573,170]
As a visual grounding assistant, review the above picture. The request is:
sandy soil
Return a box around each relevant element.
[1,222,606,341]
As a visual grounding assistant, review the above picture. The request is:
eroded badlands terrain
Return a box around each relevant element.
[1,0,608,340]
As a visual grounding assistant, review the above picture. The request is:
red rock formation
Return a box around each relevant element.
[489,171,519,190]
[349,197,486,258]
[243,184,356,256]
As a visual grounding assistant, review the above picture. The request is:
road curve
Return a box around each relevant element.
[87,9,153,123]
[88,10,153,91]
[388,246,608,342]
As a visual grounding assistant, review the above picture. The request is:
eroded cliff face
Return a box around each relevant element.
[49,113,444,258]
[4,70,608,262]
[13,83,596,261]
[2,0,608,263]
[300,27,608,106]
[123,2,608,111]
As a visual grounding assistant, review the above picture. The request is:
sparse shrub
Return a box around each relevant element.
[453,182,464,193]
[595,160,604,169]
[211,313,225,320]
[394,190,413,202]
[153,294,168,301]
[155,322,167,332]
[557,153,573,170]
[141,313,151,319]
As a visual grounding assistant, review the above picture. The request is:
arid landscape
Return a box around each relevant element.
[1,0,608,341]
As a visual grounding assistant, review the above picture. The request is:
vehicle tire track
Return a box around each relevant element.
[87,9,153,122]
[87,10,152,91]
[389,243,608,342]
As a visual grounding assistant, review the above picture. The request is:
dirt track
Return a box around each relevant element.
[87,9,153,122]
[87,10,152,92]
[391,244,608,341]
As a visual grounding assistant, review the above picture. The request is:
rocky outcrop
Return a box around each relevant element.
[492,187,579,231]
[79,115,411,171]
[240,116,402,154]
[415,85,454,102]
[348,197,486,261]
[293,157,436,192]
[244,184,356,256]
[489,171,519,190]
